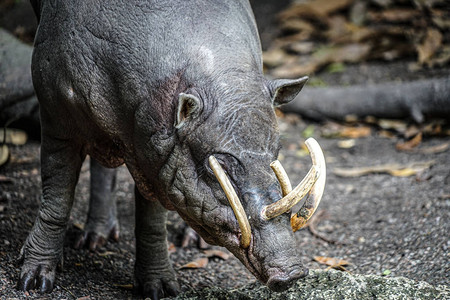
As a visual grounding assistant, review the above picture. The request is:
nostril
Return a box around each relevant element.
[267,267,309,292]
[298,267,309,278]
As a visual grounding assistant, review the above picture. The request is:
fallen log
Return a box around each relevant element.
[283,77,450,123]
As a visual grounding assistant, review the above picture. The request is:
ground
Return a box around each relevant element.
[1,60,449,299]
[0,0,449,299]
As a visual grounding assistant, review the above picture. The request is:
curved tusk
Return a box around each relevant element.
[261,137,326,232]
[290,138,326,231]
[208,156,251,248]
[270,160,292,196]
[262,162,319,220]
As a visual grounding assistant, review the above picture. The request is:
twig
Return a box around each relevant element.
[307,210,345,245]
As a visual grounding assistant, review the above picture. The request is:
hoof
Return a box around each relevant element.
[74,224,119,251]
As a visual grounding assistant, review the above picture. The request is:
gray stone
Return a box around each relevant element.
[170,269,449,300]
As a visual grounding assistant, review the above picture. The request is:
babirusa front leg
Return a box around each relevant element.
[18,135,84,293]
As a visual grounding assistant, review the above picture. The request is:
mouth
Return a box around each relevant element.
[229,235,309,292]
[233,237,308,292]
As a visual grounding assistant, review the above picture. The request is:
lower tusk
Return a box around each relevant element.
[291,138,326,232]
[208,156,251,248]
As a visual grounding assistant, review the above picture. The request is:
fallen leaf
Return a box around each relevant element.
[272,61,318,78]
[168,242,176,254]
[0,129,28,145]
[280,0,355,19]
[322,124,371,139]
[314,256,350,271]
[73,223,85,230]
[285,41,315,55]
[263,48,289,68]
[334,160,435,177]
[279,18,315,35]
[382,269,391,276]
[396,132,422,151]
[368,9,420,23]
[98,251,117,257]
[377,119,408,133]
[378,130,396,139]
[417,142,449,154]
[417,28,443,66]
[180,257,209,269]
[337,139,356,149]
[203,249,230,260]
[339,126,371,138]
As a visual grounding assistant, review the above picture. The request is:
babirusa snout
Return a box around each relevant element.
[209,156,251,248]
[262,138,326,232]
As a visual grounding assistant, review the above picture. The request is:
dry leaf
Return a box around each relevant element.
[98,251,117,257]
[314,256,350,271]
[0,129,28,145]
[339,126,371,138]
[203,249,230,260]
[263,48,289,68]
[334,160,435,177]
[337,139,356,149]
[280,0,355,19]
[377,119,408,133]
[168,242,176,254]
[322,124,371,139]
[417,28,443,66]
[280,18,315,34]
[73,223,85,230]
[180,257,209,269]
[396,133,422,151]
[417,142,449,154]
[378,130,396,139]
[272,61,319,79]
[368,9,420,23]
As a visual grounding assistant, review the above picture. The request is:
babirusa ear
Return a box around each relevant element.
[175,93,201,128]
[270,76,309,106]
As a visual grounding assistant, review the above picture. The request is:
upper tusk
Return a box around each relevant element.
[291,137,326,232]
[270,160,292,196]
[208,156,251,248]
[261,137,326,231]
[262,161,320,220]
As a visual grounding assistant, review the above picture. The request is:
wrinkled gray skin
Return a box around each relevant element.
[0,28,119,250]
[19,1,309,299]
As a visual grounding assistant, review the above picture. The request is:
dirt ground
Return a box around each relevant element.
[1,0,449,299]
[1,60,449,300]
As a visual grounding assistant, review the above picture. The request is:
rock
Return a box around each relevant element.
[170,269,449,300]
